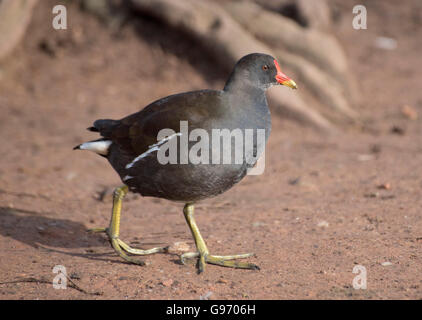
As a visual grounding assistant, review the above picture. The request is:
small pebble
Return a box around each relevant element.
[161,279,173,287]
[317,221,329,228]
[217,278,229,284]
[401,105,418,120]
[381,261,392,266]
[377,183,391,190]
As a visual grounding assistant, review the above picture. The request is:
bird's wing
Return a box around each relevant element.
[97,89,225,155]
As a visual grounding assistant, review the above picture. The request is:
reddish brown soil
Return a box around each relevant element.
[0,0,421,299]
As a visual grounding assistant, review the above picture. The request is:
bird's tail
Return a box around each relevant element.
[74,119,119,156]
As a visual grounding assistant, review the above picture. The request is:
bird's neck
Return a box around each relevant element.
[223,77,267,106]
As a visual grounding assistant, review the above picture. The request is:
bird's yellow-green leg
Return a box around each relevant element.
[181,203,259,273]
[88,185,167,265]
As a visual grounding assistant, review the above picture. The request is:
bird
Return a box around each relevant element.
[74,53,297,273]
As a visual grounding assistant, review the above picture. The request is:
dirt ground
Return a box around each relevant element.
[0,0,421,299]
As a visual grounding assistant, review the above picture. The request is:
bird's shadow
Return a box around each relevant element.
[0,206,98,248]
[0,206,131,264]
[0,206,181,266]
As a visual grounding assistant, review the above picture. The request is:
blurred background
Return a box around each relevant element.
[0,0,421,299]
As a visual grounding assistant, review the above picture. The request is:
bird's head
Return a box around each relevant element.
[227,53,297,91]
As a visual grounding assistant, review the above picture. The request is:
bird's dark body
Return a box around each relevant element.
[102,88,271,202]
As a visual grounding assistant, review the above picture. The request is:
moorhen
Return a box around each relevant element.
[74,53,297,273]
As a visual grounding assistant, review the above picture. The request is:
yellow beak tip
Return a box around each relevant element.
[282,79,298,89]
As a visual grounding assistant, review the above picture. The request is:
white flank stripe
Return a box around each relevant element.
[79,140,112,155]
[123,175,134,181]
[125,133,181,169]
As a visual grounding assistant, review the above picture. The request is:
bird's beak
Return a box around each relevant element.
[274,59,298,89]
[279,78,298,89]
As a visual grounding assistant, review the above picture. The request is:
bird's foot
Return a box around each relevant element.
[181,251,259,273]
[88,227,168,265]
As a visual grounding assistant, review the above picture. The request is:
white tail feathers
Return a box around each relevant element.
[76,140,112,155]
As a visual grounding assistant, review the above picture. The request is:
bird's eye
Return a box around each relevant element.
[262,65,269,71]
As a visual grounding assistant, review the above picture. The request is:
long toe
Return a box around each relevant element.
[181,251,260,272]
[206,254,260,270]
[210,253,255,261]
[116,238,168,255]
